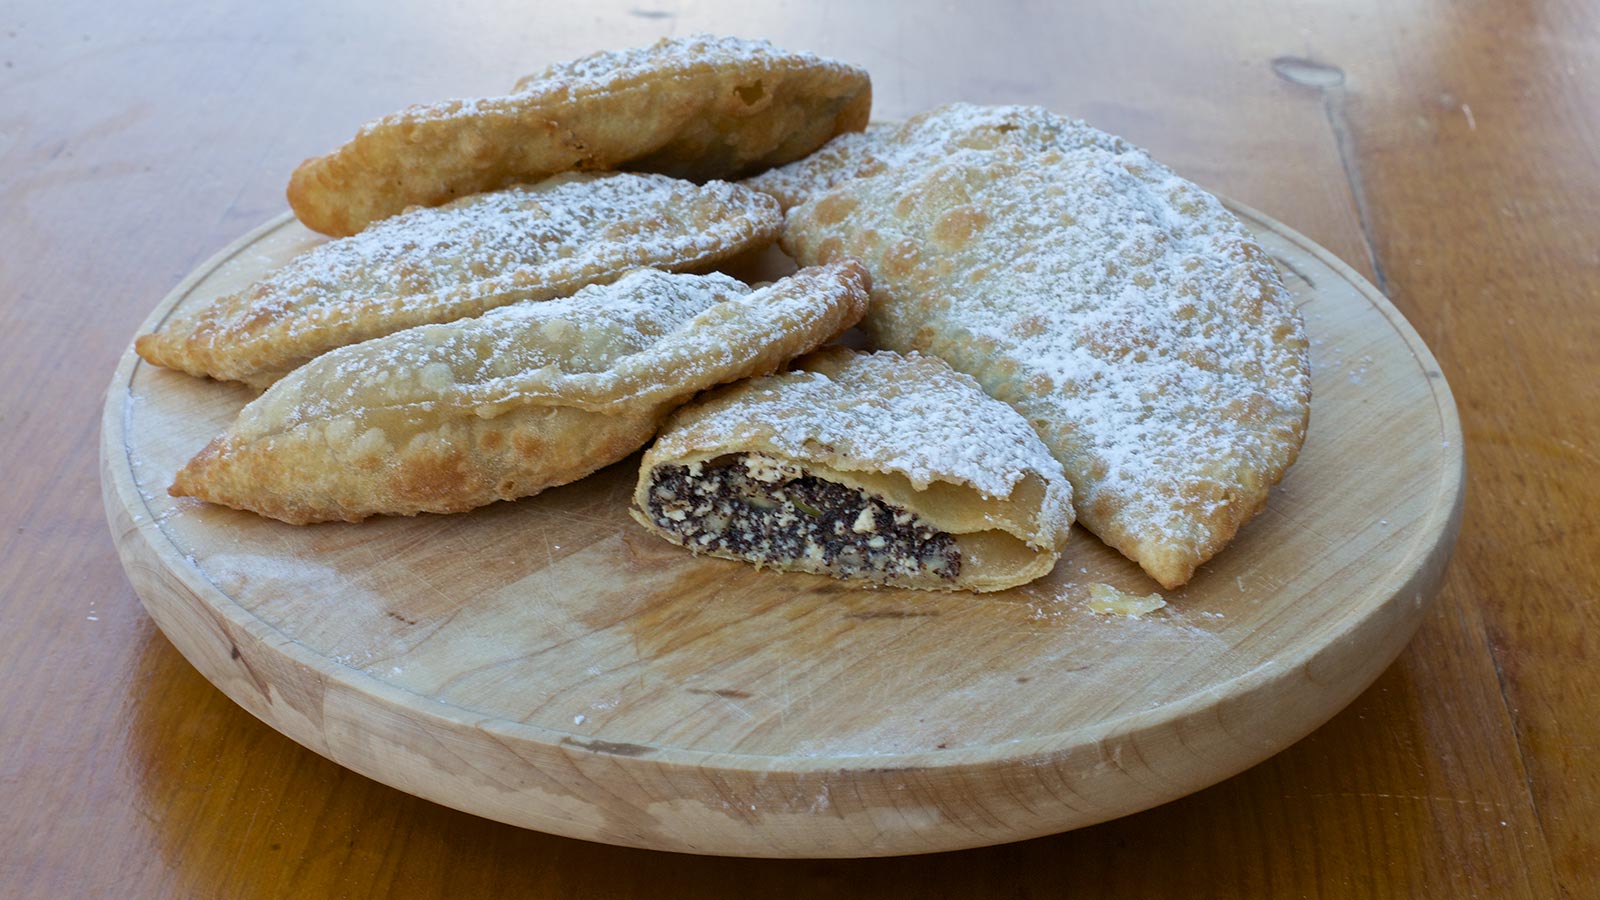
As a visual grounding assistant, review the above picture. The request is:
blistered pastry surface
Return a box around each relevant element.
[139,173,780,384]
[647,347,1072,507]
[288,35,870,235]
[782,105,1310,587]
[633,348,1074,591]
[170,264,868,523]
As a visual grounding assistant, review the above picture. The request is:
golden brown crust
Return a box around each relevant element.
[631,348,1074,592]
[287,35,871,236]
[137,173,780,386]
[782,105,1311,588]
[740,122,898,211]
[169,264,869,524]
[171,404,663,524]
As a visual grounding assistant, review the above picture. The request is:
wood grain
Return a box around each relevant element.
[3,0,1595,893]
[100,206,1460,857]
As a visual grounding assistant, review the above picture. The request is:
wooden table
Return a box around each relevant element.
[3,0,1595,895]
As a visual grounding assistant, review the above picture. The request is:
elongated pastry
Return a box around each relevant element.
[137,173,780,388]
[169,263,868,524]
[288,35,871,236]
[782,105,1311,588]
[631,348,1074,592]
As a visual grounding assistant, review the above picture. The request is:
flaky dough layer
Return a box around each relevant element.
[632,348,1074,592]
[288,35,871,236]
[781,104,1311,588]
[170,263,868,524]
[137,173,780,387]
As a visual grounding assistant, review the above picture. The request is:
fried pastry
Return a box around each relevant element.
[169,263,869,524]
[742,104,1107,211]
[137,172,780,388]
[782,106,1311,588]
[288,35,872,236]
[631,348,1074,592]
[739,121,898,212]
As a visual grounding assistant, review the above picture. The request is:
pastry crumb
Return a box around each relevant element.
[1084,583,1167,618]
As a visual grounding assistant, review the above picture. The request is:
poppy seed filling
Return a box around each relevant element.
[645,453,961,582]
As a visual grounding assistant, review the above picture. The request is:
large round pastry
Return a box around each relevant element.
[776,104,1311,588]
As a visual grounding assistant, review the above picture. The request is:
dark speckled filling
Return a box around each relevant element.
[646,453,961,582]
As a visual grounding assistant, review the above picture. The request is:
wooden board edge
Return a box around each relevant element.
[97,203,1468,857]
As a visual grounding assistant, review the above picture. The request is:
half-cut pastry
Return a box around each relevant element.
[137,172,780,388]
[288,35,872,236]
[782,105,1311,588]
[631,348,1074,592]
[169,263,869,524]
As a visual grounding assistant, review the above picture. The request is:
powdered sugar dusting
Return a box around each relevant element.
[263,173,738,313]
[176,264,864,523]
[294,35,867,236]
[231,264,865,443]
[782,104,1310,583]
[516,35,862,98]
[742,123,897,211]
[236,270,749,437]
[154,172,778,382]
[746,105,1125,211]
[385,36,864,129]
[654,349,1072,507]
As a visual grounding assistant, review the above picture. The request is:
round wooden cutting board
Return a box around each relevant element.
[101,202,1463,858]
